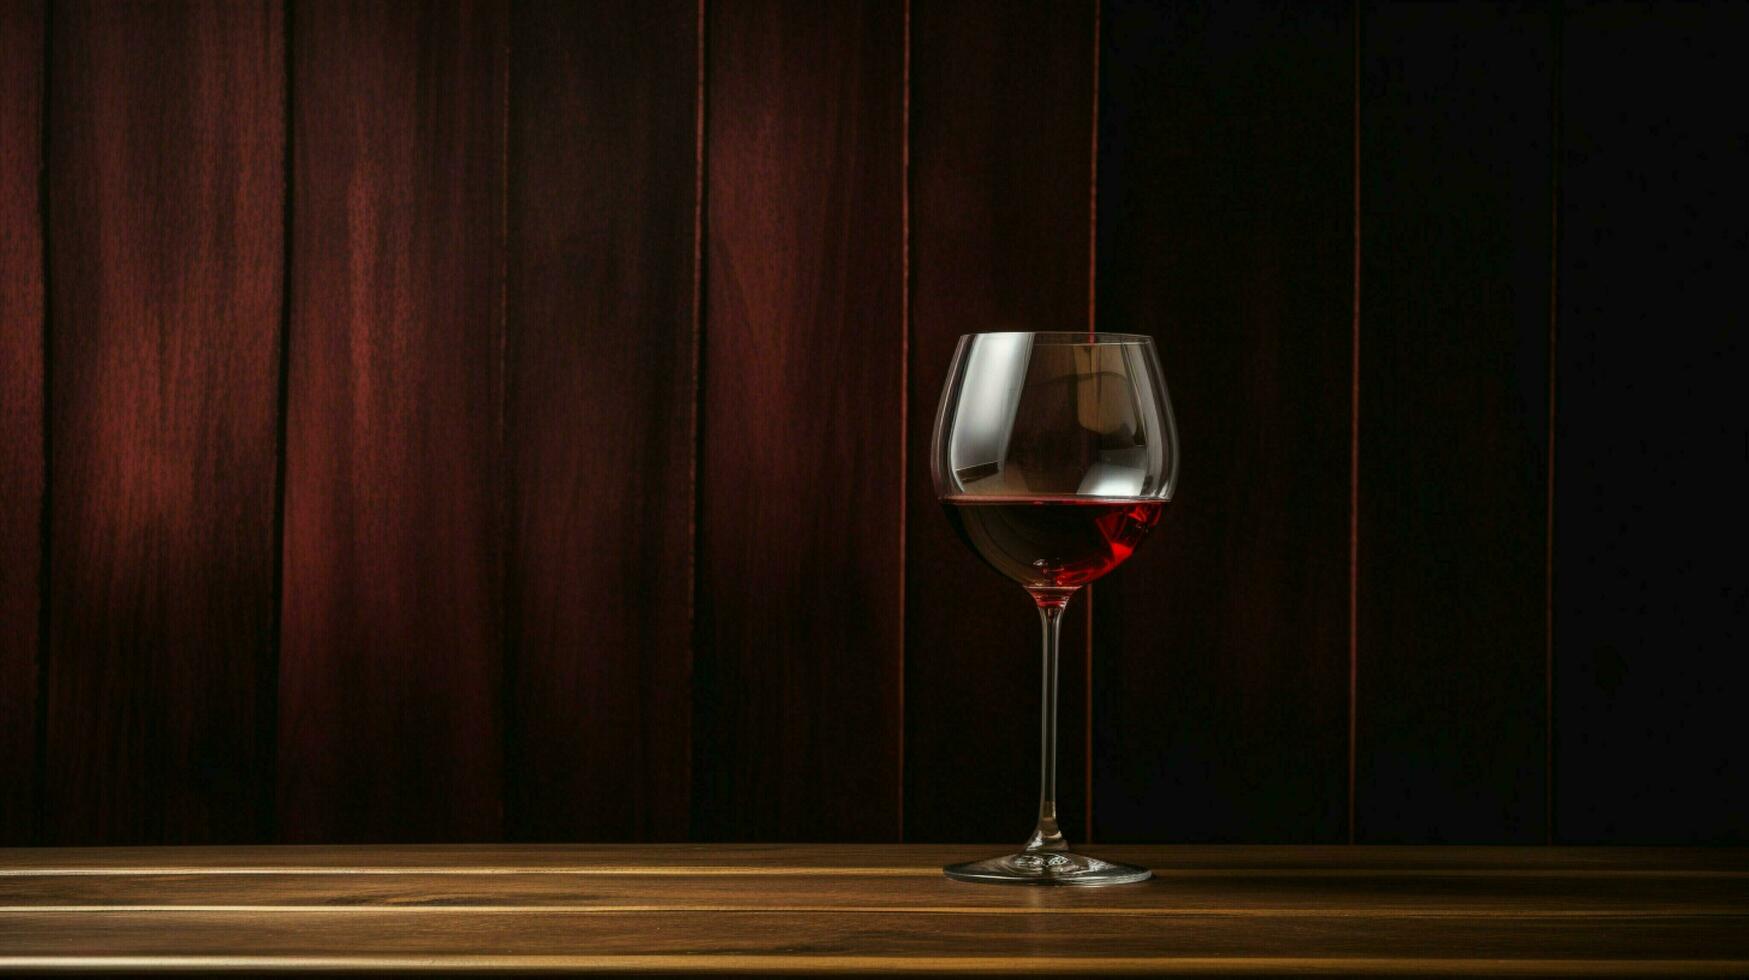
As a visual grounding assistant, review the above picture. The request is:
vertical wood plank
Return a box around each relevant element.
[279,0,506,842]
[504,0,698,842]
[0,0,43,845]
[1554,1,1749,843]
[1354,1,1553,843]
[696,0,905,840]
[1093,0,1353,843]
[904,0,1096,844]
[42,0,284,843]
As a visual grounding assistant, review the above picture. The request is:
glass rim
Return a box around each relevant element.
[958,331,1154,346]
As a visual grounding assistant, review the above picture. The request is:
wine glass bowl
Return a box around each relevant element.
[934,332,1176,501]
[931,332,1178,885]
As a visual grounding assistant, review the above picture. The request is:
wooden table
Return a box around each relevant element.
[2,845,1746,974]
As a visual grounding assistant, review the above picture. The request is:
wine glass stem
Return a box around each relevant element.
[1026,598,1071,855]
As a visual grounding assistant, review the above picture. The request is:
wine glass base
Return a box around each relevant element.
[943,851,1152,886]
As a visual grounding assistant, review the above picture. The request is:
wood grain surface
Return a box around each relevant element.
[1092,0,1354,843]
[503,0,699,843]
[1553,1,1749,844]
[41,0,284,844]
[695,0,906,841]
[904,0,1096,845]
[0,0,42,846]
[1,845,1745,974]
[278,0,506,842]
[1354,1,1554,843]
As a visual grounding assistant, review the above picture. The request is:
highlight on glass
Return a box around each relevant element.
[932,331,1179,885]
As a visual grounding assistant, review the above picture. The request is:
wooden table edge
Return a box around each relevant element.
[3,956,1748,975]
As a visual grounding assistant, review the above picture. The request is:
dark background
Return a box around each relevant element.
[0,0,1743,846]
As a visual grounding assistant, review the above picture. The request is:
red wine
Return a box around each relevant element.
[942,496,1165,590]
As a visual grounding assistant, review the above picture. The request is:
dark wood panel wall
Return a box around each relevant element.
[906,0,1095,846]
[278,0,508,843]
[0,0,44,847]
[694,0,905,842]
[0,0,1742,846]
[42,0,284,843]
[1553,1,1749,844]
[504,0,698,845]
[1354,1,1554,844]
[1093,0,1354,845]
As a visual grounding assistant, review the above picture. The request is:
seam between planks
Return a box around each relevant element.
[1084,0,1101,843]
[0,956,1746,978]
[496,0,516,841]
[31,0,54,850]
[896,0,909,844]
[1346,0,1363,848]
[1544,0,1562,849]
[266,0,296,846]
[4,906,1747,919]
[686,0,707,845]
[687,0,709,843]
[5,867,1745,879]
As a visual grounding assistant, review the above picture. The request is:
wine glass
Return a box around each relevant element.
[932,331,1178,885]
